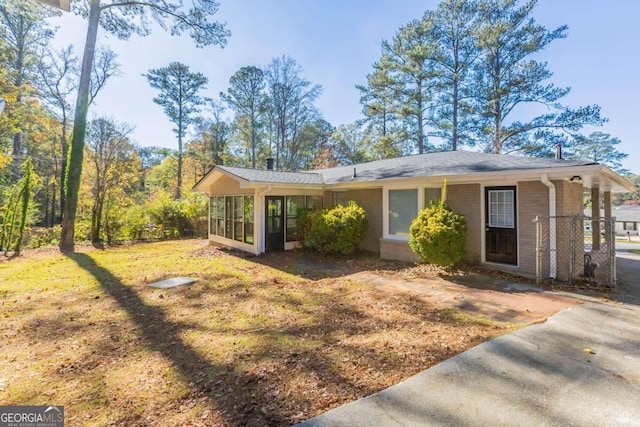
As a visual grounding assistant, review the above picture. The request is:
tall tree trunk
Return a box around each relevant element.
[10,30,25,183]
[51,181,56,227]
[494,107,502,154]
[492,61,502,154]
[417,80,424,154]
[51,133,60,227]
[176,112,183,199]
[175,105,183,199]
[15,159,34,254]
[91,197,103,243]
[11,133,23,183]
[59,113,68,218]
[44,186,50,228]
[251,118,256,169]
[60,0,101,252]
[176,149,183,199]
[452,77,459,151]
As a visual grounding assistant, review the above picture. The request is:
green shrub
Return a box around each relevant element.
[145,191,208,238]
[121,203,150,241]
[148,195,192,237]
[74,216,92,243]
[409,200,467,267]
[303,201,368,255]
[25,226,62,249]
[296,207,314,244]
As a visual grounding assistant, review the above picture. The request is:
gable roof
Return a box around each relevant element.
[313,151,597,183]
[193,150,632,192]
[215,165,323,185]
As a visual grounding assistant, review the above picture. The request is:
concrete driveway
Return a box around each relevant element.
[298,254,640,426]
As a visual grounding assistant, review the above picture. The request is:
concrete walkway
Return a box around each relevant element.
[298,254,640,426]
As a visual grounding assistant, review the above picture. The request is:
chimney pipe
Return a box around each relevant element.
[555,144,562,160]
[266,157,274,170]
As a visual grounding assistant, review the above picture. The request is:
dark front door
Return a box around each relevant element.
[485,186,518,265]
[265,196,284,252]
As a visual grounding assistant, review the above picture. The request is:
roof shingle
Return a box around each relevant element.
[312,151,597,184]
[209,151,598,186]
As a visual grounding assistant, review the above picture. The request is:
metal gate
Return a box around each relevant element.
[534,215,616,288]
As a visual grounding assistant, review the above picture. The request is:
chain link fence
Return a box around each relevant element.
[534,215,616,288]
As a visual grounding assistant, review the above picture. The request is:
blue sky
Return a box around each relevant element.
[50,0,639,173]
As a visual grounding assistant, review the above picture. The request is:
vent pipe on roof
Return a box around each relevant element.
[555,144,562,160]
[352,168,357,179]
[266,157,274,170]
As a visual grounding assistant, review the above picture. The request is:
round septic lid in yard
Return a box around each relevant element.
[148,277,196,289]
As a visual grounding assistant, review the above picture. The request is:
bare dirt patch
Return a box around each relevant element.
[1,240,516,426]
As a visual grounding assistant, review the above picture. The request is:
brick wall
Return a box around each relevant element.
[327,189,383,253]
[380,238,421,263]
[518,181,550,277]
[447,184,482,262]
[554,180,585,281]
[555,180,584,216]
[517,180,584,281]
[379,183,482,264]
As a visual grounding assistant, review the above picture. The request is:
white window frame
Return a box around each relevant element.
[487,189,515,228]
[383,184,442,241]
[480,183,520,267]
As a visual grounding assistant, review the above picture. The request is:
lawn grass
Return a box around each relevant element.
[0,240,516,426]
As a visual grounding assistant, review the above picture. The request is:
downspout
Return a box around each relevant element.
[541,174,557,279]
[256,185,272,254]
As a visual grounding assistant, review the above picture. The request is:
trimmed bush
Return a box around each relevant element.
[302,201,368,255]
[409,200,467,267]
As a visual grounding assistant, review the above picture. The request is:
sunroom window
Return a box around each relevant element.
[244,196,254,244]
[286,196,305,242]
[209,195,254,243]
[209,197,217,235]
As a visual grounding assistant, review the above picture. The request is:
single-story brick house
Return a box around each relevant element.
[586,206,640,236]
[193,151,632,280]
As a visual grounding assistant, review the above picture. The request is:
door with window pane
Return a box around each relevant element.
[485,187,517,265]
[265,196,284,251]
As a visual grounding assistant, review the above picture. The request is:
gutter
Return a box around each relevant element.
[541,174,557,279]
[257,185,272,198]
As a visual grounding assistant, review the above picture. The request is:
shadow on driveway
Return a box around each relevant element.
[613,252,640,305]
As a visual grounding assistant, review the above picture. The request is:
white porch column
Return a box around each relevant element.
[591,187,601,251]
[604,191,612,242]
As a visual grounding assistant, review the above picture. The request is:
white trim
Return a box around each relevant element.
[541,174,557,279]
[208,194,259,253]
[482,183,520,268]
[480,185,486,263]
[382,184,444,240]
[327,164,628,191]
[256,186,272,254]
[383,187,418,240]
[208,234,259,255]
[382,187,390,239]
